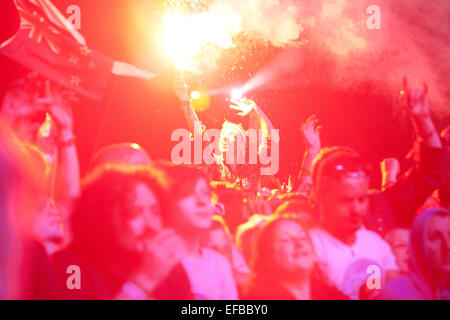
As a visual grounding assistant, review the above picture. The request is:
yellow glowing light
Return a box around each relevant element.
[190,90,211,112]
[191,91,201,100]
[38,113,53,138]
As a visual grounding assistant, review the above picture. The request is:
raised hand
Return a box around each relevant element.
[399,77,442,148]
[380,158,401,190]
[36,81,76,134]
[300,114,322,152]
[400,77,430,118]
[230,97,257,117]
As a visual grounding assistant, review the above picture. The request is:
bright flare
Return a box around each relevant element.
[231,88,243,100]
[190,91,201,100]
[161,4,237,71]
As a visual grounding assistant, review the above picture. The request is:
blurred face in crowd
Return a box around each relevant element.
[319,176,370,243]
[175,178,214,233]
[11,115,44,144]
[426,214,450,279]
[32,196,63,243]
[271,220,315,276]
[208,227,232,260]
[121,183,162,252]
[1,96,46,143]
[385,229,410,274]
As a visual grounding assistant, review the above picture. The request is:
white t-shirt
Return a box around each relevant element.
[182,248,239,300]
[309,227,398,299]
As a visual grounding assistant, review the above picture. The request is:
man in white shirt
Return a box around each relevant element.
[309,147,398,299]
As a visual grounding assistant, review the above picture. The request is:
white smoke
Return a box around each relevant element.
[208,0,303,47]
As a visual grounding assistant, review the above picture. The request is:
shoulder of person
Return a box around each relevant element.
[202,247,232,267]
[358,227,390,245]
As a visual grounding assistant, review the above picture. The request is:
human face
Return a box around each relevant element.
[426,214,450,277]
[320,176,370,242]
[32,196,63,242]
[12,117,43,143]
[175,178,214,233]
[386,229,410,273]
[123,183,162,252]
[272,220,315,274]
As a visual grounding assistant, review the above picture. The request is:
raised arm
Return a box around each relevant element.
[381,78,448,226]
[294,114,322,195]
[38,82,80,201]
[400,79,442,149]
[173,73,204,139]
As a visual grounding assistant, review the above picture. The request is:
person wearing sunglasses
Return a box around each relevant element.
[307,80,448,299]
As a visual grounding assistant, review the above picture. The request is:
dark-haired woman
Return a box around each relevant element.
[53,165,185,299]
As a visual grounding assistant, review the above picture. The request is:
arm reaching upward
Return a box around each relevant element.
[295,114,322,195]
[173,73,204,139]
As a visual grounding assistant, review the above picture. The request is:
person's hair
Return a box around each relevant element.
[1,74,51,119]
[210,181,245,235]
[251,213,313,279]
[211,215,231,236]
[275,198,312,215]
[155,161,210,227]
[235,214,270,264]
[274,199,316,226]
[70,164,168,289]
[312,146,371,200]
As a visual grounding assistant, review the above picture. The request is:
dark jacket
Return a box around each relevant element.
[19,238,59,300]
[52,246,115,300]
[366,144,448,236]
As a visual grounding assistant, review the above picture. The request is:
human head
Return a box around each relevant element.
[312,147,371,242]
[425,209,450,281]
[71,164,167,281]
[1,74,54,145]
[30,196,63,244]
[90,143,152,169]
[219,121,259,179]
[211,181,246,235]
[385,228,410,274]
[409,208,450,291]
[158,163,214,237]
[252,214,315,282]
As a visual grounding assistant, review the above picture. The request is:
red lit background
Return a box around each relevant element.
[1,0,449,185]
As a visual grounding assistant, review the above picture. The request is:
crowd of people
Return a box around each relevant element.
[0,73,449,300]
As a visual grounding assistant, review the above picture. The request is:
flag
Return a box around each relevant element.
[0,0,156,101]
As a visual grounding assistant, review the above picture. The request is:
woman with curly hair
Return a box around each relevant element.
[53,164,186,299]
